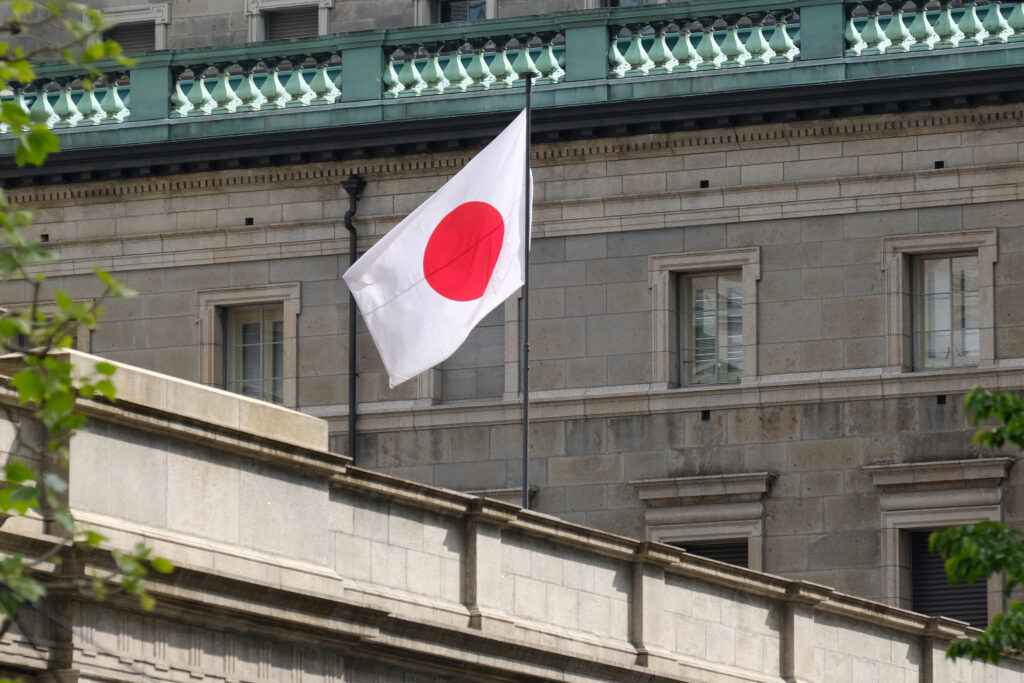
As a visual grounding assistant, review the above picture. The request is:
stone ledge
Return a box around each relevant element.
[631,472,775,507]
[865,457,1015,492]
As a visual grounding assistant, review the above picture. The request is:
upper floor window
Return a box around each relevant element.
[682,272,743,385]
[102,3,168,52]
[882,230,995,373]
[437,0,486,21]
[103,22,156,53]
[603,0,661,6]
[226,307,285,404]
[914,255,979,369]
[265,6,319,39]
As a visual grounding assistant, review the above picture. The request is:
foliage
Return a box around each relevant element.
[0,0,172,656]
[929,386,1024,663]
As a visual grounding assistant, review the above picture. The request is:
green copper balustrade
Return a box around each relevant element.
[383,34,565,97]
[170,55,342,118]
[0,76,130,131]
[845,0,1024,54]
[608,10,801,76]
[3,0,1024,146]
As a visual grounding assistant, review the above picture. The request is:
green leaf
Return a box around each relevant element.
[150,557,174,574]
[15,126,59,168]
[95,361,117,376]
[42,471,68,493]
[82,530,106,547]
[4,459,35,484]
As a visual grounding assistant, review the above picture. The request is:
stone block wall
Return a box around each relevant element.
[6,105,1024,610]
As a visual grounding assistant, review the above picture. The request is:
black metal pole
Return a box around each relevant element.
[522,74,534,511]
[341,174,366,462]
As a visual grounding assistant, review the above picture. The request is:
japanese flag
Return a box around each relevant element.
[343,110,531,388]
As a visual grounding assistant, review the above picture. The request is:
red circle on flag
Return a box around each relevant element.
[423,201,505,301]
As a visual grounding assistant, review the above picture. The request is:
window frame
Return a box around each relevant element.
[649,248,760,389]
[866,457,1014,624]
[912,253,981,370]
[631,471,774,572]
[882,230,996,373]
[197,284,300,409]
[102,3,169,51]
[434,0,488,22]
[247,0,333,41]
[225,305,286,404]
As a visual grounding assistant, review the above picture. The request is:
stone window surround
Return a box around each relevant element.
[631,472,774,572]
[197,284,301,409]
[865,457,1014,622]
[103,3,170,50]
[247,0,333,41]
[881,230,997,373]
[649,247,760,389]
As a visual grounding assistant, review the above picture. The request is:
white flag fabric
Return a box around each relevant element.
[343,110,531,388]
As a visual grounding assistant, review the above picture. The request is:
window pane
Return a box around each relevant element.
[914,255,979,370]
[226,307,285,405]
[266,7,319,39]
[683,272,742,385]
[439,0,486,21]
[104,22,155,53]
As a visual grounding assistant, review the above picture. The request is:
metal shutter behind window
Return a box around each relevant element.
[266,8,319,40]
[673,540,749,568]
[911,531,988,628]
[104,23,155,53]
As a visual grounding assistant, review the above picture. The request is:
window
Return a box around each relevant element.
[102,4,169,51]
[670,539,749,568]
[226,307,284,404]
[649,248,760,389]
[914,255,979,369]
[881,230,996,372]
[436,0,487,21]
[265,7,319,39]
[604,0,661,6]
[197,284,300,408]
[681,272,743,385]
[632,472,774,572]
[866,457,1013,623]
[909,530,987,628]
[247,0,332,41]
[103,23,156,53]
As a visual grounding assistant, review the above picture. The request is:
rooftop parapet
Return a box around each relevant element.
[3,0,1024,181]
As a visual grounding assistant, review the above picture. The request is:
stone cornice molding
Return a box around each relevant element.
[8,106,1023,207]
[631,472,774,508]
[865,457,1015,494]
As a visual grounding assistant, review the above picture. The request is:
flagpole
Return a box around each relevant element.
[522,73,534,511]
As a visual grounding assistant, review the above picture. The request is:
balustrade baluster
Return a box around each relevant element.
[52,79,82,128]
[671,22,699,70]
[75,82,103,126]
[907,0,938,50]
[383,51,404,97]
[696,18,723,70]
[260,58,289,109]
[101,73,130,123]
[982,0,1012,41]
[464,38,496,91]
[958,0,987,44]
[186,65,216,115]
[234,61,265,111]
[720,15,751,67]
[769,11,799,61]
[284,55,314,107]
[1009,1,1024,40]
[933,0,962,47]
[845,9,866,55]
[396,45,427,96]
[29,80,58,128]
[210,62,240,114]
[744,13,772,65]
[535,32,565,83]
[511,34,541,80]
[622,23,654,75]
[309,52,341,103]
[420,43,451,95]
[607,27,630,77]
[884,1,913,52]
[646,22,679,73]
[859,2,890,54]
[489,36,519,87]
[442,41,472,91]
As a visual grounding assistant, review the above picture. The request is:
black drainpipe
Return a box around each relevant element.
[341,174,366,461]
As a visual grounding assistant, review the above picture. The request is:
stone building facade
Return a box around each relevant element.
[4,0,1024,632]
[1,350,1021,683]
